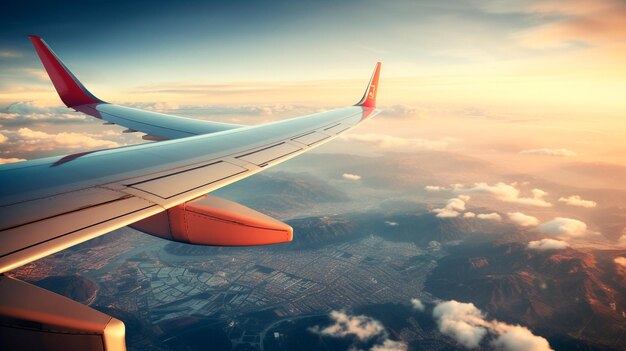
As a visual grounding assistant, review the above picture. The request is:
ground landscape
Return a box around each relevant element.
[8,152,626,351]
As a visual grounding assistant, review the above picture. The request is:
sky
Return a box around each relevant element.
[2,4,625,349]
[1,1,626,207]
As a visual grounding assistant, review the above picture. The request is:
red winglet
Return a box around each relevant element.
[355,62,381,108]
[28,35,103,107]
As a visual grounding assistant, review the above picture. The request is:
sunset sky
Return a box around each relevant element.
[1,0,625,189]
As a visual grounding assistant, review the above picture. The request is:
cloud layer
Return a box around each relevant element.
[520,148,577,157]
[0,128,119,153]
[341,134,456,150]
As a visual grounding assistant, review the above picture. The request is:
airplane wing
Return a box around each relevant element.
[0,37,382,274]
[0,36,381,351]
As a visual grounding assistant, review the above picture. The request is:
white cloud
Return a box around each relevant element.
[558,195,597,208]
[0,102,87,126]
[463,212,476,218]
[370,339,408,351]
[341,133,456,150]
[614,257,626,268]
[385,221,399,226]
[425,185,446,192]
[432,196,469,218]
[527,239,570,251]
[507,212,539,227]
[476,213,502,221]
[433,301,489,348]
[433,300,553,351]
[520,148,577,157]
[538,217,587,237]
[309,311,407,351]
[411,298,425,312]
[343,173,362,181]
[491,324,554,351]
[309,310,384,341]
[0,127,119,153]
[0,157,26,164]
[455,182,552,207]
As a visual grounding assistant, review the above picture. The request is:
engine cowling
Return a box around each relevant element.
[130,195,292,246]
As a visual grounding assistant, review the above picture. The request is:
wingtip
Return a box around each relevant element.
[356,62,381,108]
[28,35,103,107]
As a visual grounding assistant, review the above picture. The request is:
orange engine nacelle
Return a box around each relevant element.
[130,195,293,246]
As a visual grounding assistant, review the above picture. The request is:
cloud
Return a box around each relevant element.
[381,104,426,119]
[425,185,446,192]
[0,128,119,153]
[309,311,406,351]
[538,217,587,237]
[0,102,87,127]
[341,134,456,150]
[432,196,469,218]
[309,310,384,341]
[126,101,180,111]
[507,212,539,227]
[370,339,408,351]
[0,157,26,164]
[385,221,399,226]
[343,173,362,181]
[411,298,425,312]
[432,301,488,348]
[463,212,476,218]
[558,195,597,208]
[433,300,553,351]
[0,50,22,58]
[520,148,577,157]
[476,213,502,221]
[491,324,554,351]
[455,182,552,207]
[517,0,626,49]
[527,239,570,251]
[614,257,626,268]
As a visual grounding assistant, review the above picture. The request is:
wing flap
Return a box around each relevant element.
[236,142,302,167]
[127,160,248,199]
[0,188,160,273]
